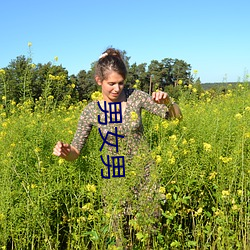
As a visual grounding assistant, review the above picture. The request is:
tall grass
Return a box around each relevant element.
[0,83,249,249]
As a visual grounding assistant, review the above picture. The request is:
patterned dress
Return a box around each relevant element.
[71,88,169,155]
[71,88,171,242]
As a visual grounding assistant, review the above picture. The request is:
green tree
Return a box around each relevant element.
[76,68,98,101]
[127,63,148,90]
[4,55,33,102]
[171,59,192,86]
[148,58,193,91]
[32,62,69,103]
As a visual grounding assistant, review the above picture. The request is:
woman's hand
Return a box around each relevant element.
[53,141,80,161]
[152,91,183,120]
[53,141,71,158]
[152,91,171,105]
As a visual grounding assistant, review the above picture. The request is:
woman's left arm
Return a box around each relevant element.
[152,91,183,120]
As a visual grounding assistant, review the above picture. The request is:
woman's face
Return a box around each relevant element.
[96,71,125,102]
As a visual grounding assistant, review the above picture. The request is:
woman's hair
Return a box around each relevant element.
[95,48,127,81]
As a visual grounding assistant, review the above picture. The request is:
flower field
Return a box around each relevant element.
[0,83,249,249]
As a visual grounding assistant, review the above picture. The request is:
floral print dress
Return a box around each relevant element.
[71,88,169,156]
[71,88,171,241]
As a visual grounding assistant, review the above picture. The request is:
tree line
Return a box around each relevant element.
[0,51,200,106]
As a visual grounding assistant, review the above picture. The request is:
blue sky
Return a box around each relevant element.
[1,0,249,83]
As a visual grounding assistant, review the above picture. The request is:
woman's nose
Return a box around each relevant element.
[114,84,120,92]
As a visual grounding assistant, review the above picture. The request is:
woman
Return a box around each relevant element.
[53,47,182,247]
[53,48,182,160]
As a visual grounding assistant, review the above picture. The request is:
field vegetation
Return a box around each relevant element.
[0,46,249,249]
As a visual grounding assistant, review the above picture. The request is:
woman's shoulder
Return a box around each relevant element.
[125,88,150,100]
[82,100,95,110]
[79,101,99,117]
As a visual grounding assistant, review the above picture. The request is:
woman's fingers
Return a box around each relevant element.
[152,91,170,104]
[53,141,70,157]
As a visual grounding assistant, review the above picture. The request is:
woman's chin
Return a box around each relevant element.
[110,94,119,100]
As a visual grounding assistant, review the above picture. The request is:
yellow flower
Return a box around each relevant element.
[208,171,217,180]
[203,142,212,152]
[81,203,93,212]
[245,132,250,138]
[133,84,138,89]
[169,134,177,141]
[86,184,96,193]
[154,123,159,131]
[0,213,5,221]
[2,96,6,100]
[178,79,183,85]
[245,106,250,112]
[135,79,140,83]
[48,74,55,80]
[2,122,8,128]
[28,42,32,47]
[222,190,230,197]
[165,193,172,199]
[130,111,138,121]
[58,158,65,165]
[168,156,175,165]
[193,69,198,74]
[130,171,136,176]
[189,138,195,144]
[237,189,243,196]
[54,56,58,62]
[34,147,41,153]
[232,204,239,211]
[91,91,103,101]
[234,113,242,120]
[171,118,179,126]
[155,155,162,164]
[214,209,223,216]
[87,215,94,221]
[161,120,168,128]
[71,83,76,89]
[48,95,54,100]
[158,186,166,194]
[105,212,111,218]
[182,139,187,145]
[219,156,232,164]
[0,69,6,75]
[188,84,193,89]
[192,88,197,93]
[195,207,203,216]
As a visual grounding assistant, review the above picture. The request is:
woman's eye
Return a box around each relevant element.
[108,82,123,86]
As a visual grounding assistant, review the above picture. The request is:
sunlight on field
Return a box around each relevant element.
[0,82,249,249]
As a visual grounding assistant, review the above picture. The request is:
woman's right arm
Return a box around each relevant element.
[53,141,80,161]
[53,102,95,161]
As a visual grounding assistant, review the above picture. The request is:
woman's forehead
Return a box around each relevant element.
[105,71,124,81]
